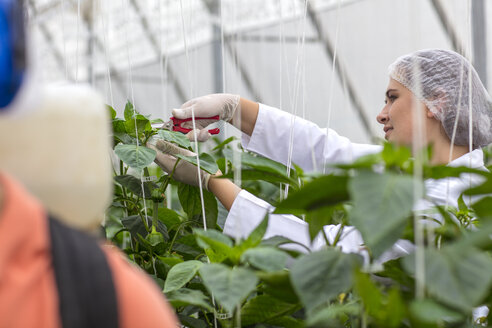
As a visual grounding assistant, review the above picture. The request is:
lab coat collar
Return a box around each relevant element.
[447,149,484,168]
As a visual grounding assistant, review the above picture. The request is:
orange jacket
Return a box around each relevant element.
[0,173,178,328]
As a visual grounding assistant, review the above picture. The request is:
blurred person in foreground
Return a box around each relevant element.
[151,48,492,262]
[0,1,178,327]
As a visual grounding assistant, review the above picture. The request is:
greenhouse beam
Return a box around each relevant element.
[27,0,74,81]
[430,0,467,57]
[202,0,264,102]
[128,0,187,103]
[305,0,376,140]
[472,0,487,88]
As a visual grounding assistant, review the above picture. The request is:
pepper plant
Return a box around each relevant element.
[106,101,492,327]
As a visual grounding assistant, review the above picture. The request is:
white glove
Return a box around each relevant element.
[172,94,241,141]
[147,139,214,190]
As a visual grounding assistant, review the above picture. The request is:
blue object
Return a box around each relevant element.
[0,0,25,109]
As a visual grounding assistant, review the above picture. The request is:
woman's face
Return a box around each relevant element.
[376,78,432,147]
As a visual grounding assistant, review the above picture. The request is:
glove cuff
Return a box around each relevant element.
[202,172,212,191]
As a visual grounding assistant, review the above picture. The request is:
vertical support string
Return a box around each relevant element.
[121,0,150,227]
[284,0,308,199]
[75,0,81,82]
[322,0,341,174]
[100,0,114,107]
[408,0,426,301]
[179,0,208,231]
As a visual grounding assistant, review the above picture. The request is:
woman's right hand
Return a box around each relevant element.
[171,94,259,140]
[171,94,240,141]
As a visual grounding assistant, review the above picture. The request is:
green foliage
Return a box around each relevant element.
[106,101,492,327]
[349,171,421,258]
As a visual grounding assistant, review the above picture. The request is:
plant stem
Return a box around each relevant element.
[153,201,159,228]
[332,223,346,247]
[167,221,189,253]
[161,158,181,193]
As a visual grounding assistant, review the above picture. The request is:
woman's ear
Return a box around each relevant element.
[426,108,437,119]
[427,88,448,118]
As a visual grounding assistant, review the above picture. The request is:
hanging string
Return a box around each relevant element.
[408,0,426,301]
[75,0,81,82]
[466,0,474,202]
[100,0,114,107]
[120,0,150,227]
[322,0,341,174]
[179,0,208,231]
[59,0,68,79]
[284,0,308,199]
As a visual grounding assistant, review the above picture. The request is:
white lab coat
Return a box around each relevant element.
[223,103,487,261]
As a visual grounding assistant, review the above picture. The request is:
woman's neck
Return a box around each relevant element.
[429,139,469,165]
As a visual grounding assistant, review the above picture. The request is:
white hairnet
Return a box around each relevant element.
[388,49,492,148]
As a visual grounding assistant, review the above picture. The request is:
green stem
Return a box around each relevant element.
[160,158,181,193]
[167,220,190,253]
[332,223,346,247]
[153,201,159,228]
[137,200,150,233]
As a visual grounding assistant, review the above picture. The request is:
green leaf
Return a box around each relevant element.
[177,183,201,217]
[354,270,382,316]
[221,169,299,189]
[114,144,156,170]
[306,302,360,327]
[265,316,304,328]
[385,288,406,327]
[158,129,191,149]
[157,208,182,231]
[224,149,288,176]
[125,114,152,136]
[472,196,492,218]
[121,215,168,240]
[194,229,234,263]
[409,299,464,325]
[403,246,492,310]
[175,153,219,175]
[107,105,116,119]
[112,119,127,134]
[113,132,136,145]
[240,295,300,326]
[199,263,259,314]
[241,247,288,272]
[464,175,492,195]
[166,288,213,312]
[257,270,299,304]
[275,175,350,215]
[305,206,341,241]
[163,260,203,293]
[146,227,165,246]
[290,249,362,312]
[124,101,135,121]
[177,314,208,328]
[349,171,420,257]
[203,190,218,229]
[241,215,269,249]
[212,136,236,151]
[261,235,310,253]
[156,255,183,268]
[114,175,154,198]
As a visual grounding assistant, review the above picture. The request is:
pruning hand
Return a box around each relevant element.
[171,94,241,140]
[148,139,216,190]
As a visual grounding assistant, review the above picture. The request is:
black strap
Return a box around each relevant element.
[49,216,119,328]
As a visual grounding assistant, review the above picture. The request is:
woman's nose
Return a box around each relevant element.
[377,107,388,124]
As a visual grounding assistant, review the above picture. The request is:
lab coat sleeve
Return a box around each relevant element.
[241,103,382,172]
[223,189,371,257]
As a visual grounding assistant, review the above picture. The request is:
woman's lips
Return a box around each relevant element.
[384,128,393,139]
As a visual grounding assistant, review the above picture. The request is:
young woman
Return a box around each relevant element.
[150,49,492,260]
